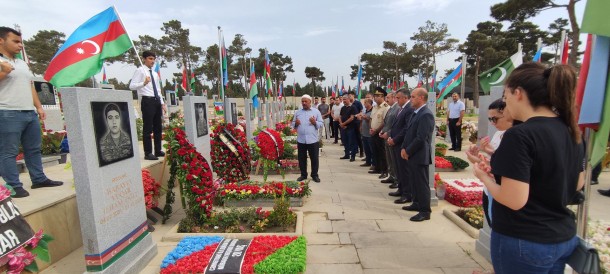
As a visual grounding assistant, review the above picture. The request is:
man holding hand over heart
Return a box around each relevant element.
[292,94,323,183]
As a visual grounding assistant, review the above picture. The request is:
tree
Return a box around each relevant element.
[505,21,549,60]
[24,30,65,76]
[159,20,203,93]
[304,67,325,97]
[546,18,570,63]
[410,20,459,87]
[490,0,582,66]
[227,34,252,89]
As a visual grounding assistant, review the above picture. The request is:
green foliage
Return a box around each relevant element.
[254,236,307,274]
[283,142,296,159]
[41,131,65,155]
[136,118,143,141]
[456,207,484,229]
[444,155,470,170]
[435,143,449,148]
[268,191,296,231]
[24,30,66,76]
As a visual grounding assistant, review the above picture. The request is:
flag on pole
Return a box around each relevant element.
[279,81,283,100]
[249,62,259,108]
[560,35,569,64]
[478,50,522,94]
[429,70,436,92]
[532,48,543,62]
[399,81,405,88]
[153,61,162,88]
[101,65,108,84]
[341,76,345,94]
[417,70,423,88]
[356,63,363,99]
[221,34,228,88]
[264,50,272,97]
[181,66,187,91]
[386,79,391,94]
[190,72,196,92]
[582,0,610,37]
[436,64,463,104]
[576,34,593,124]
[292,79,296,96]
[44,7,132,87]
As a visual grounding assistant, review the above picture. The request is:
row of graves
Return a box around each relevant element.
[0,83,308,273]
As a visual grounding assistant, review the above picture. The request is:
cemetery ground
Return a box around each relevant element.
[14,135,610,273]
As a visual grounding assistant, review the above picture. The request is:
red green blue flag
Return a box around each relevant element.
[436,64,463,104]
[44,7,132,87]
[102,65,108,84]
[264,50,272,97]
[249,62,259,107]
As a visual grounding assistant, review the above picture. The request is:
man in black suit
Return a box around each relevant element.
[387,88,414,204]
[401,88,435,222]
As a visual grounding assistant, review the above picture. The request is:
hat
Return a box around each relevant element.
[301,94,312,101]
[373,87,387,96]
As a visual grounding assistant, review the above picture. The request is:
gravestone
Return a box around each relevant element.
[475,86,503,263]
[223,98,239,126]
[166,91,180,115]
[257,102,264,127]
[265,102,272,128]
[279,102,285,121]
[427,92,438,206]
[183,95,212,173]
[272,102,279,124]
[244,99,255,141]
[61,88,157,273]
[42,105,64,132]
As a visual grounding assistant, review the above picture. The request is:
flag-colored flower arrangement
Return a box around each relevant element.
[218,180,311,201]
[444,179,484,208]
[210,122,251,184]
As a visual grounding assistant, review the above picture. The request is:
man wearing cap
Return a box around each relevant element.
[369,87,390,177]
[292,94,324,183]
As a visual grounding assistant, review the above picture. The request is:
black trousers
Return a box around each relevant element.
[141,97,163,154]
[393,146,411,199]
[372,135,387,172]
[297,142,319,178]
[354,121,363,155]
[448,118,462,150]
[408,160,431,213]
[333,121,341,143]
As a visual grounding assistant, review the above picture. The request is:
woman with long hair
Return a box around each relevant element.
[473,62,585,273]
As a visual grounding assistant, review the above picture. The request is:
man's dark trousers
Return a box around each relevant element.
[448,118,461,150]
[297,142,319,178]
[141,96,163,154]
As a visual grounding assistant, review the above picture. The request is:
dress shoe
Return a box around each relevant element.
[394,197,410,204]
[369,166,376,170]
[12,187,30,198]
[360,163,371,167]
[598,189,610,197]
[350,157,355,162]
[402,205,420,211]
[145,153,159,160]
[340,156,350,160]
[155,151,166,157]
[388,191,401,197]
[380,178,394,184]
[378,173,388,179]
[389,183,399,189]
[368,170,381,174]
[361,158,366,161]
[591,180,599,185]
[410,212,431,222]
[312,176,321,183]
[296,176,307,181]
[333,141,338,144]
[359,153,364,158]
[449,148,455,150]
[455,149,461,152]
[31,179,64,189]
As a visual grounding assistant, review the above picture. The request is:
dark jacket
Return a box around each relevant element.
[402,105,434,165]
[390,101,414,147]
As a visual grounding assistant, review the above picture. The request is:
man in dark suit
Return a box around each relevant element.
[401,88,435,222]
[388,88,414,204]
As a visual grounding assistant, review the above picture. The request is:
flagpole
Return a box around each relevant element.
[557,30,566,65]
[460,54,466,99]
[217,26,224,100]
[112,6,143,67]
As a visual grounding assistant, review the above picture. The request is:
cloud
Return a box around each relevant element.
[376,0,455,14]
[303,28,339,37]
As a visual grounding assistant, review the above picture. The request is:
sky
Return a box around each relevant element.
[5,0,585,90]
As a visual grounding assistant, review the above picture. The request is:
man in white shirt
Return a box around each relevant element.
[446,92,465,151]
[330,97,344,144]
[129,51,167,160]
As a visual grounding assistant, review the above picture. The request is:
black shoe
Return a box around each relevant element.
[410,212,431,222]
[454,149,461,152]
[368,170,381,174]
[394,197,410,204]
[31,179,64,189]
[402,205,420,211]
[449,148,455,151]
[333,141,338,144]
[598,189,610,197]
[378,173,388,179]
[155,151,166,157]
[591,180,599,185]
[380,178,394,184]
[340,156,350,160]
[296,176,307,181]
[312,176,321,183]
[359,153,364,158]
[12,187,30,198]
[350,157,355,162]
[145,153,159,160]
[388,191,401,197]
[361,159,366,161]
[360,163,371,167]
[389,183,399,189]
[369,166,376,171]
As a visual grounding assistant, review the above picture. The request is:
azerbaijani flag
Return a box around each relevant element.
[429,70,436,93]
[248,62,259,108]
[436,64,463,104]
[101,65,108,84]
[356,64,363,99]
[153,62,162,88]
[190,72,196,93]
[181,66,187,91]
[264,50,272,97]
[279,81,283,100]
[44,7,132,87]
[532,48,543,62]
[417,70,423,88]
[560,35,569,64]
[221,35,228,88]
[341,76,345,94]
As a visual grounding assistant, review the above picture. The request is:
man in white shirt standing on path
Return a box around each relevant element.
[129,51,167,160]
[446,92,465,151]
[292,94,324,183]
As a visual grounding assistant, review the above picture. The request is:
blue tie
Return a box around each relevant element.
[149,69,159,100]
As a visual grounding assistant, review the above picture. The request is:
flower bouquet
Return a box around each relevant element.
[210,122,251,184]
[142,168,162,209]
[444,179,483,207]
[160,235,306,274]
[218,180,311,204]
[256,129,285,182]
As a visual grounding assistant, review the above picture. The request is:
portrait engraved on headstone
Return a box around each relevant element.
[92,102,134,167]
[231,102,238,125]
[195,102,208,137]
[249,102,255,121]
[34,81,56,105]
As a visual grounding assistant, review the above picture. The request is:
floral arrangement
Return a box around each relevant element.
[435,156,453,169]
[587,221,610,272]
[462,121,477,135]
[178,205,295,233]
[435,155,469,170]
[444,179,483,207]
[142,168,162,209]
[275,122,295,136]
[434,173,445,189]
[163,127,216,224]
[210,122,251,184]
[160,236,306,274]
[218,180,311,201]
[0,186,53,274]
[456,206,484,229]
[40,129,66,155]
[252,159,299,171]
[256,129,285,182]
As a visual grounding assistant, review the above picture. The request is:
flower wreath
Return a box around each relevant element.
[256,129,285,182]
[210,122,251,184]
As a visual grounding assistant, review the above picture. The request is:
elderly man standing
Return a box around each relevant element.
[292,95,324,183]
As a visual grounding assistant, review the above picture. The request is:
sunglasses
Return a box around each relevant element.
[488,116,503,123]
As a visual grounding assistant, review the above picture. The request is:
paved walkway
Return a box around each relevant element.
[40,137,610,273]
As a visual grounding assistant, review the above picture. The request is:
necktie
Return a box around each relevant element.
[149,69,159,100]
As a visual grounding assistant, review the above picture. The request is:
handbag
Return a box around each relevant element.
[567,236,601,274]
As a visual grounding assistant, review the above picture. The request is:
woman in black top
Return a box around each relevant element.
[473,62,585,273]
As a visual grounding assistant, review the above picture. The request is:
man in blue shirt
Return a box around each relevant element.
[292,94,324,182]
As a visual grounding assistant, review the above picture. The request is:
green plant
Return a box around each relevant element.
[435,143,448,148]
[282,142,296,159]
[456,206,484,229]
[444,155,470,170]
[41,131,65,155]
[268,190,296,231]
[438,123,447,138]
[435,150,444,157]
[254,236,307,273]
[238,110,243,116]
[136,118,143,141]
